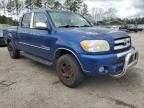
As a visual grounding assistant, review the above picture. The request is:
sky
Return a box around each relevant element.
[83,0,144,18]
[1,0,144,19]
[60,0,144,19]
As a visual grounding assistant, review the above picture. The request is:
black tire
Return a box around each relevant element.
[56,54,84,88]
[8,42,20,59]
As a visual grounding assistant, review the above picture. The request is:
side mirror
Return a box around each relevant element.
[35,22,48,30]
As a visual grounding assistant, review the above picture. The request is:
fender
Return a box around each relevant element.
[54,48,88,73]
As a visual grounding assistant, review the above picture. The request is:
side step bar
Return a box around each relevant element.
[21,52,53,66]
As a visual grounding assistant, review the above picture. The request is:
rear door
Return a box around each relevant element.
[17,13,35,54]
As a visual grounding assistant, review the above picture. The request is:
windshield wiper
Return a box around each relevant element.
[58,25,80,28]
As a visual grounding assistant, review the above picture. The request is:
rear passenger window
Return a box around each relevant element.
[21,13,31,28]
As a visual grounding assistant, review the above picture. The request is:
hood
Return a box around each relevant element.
[56,27,128,39]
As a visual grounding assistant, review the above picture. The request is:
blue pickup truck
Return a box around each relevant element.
[3,9,138,87]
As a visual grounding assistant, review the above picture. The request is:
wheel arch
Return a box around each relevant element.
[6,38,11,44]
[54,48,84,72]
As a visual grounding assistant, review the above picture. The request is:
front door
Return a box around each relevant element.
[29,12,52,60]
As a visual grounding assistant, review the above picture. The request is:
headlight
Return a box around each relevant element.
[80,40,110,52]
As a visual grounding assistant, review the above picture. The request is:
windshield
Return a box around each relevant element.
[48,11,91,28]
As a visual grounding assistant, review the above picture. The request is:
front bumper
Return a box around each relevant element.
[78,48,138,77]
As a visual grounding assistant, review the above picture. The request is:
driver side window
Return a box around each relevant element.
[33,12,48,28]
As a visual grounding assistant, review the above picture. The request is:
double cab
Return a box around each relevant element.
[3,9,138,87]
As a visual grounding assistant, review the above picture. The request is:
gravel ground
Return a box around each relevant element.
[0,32,144,108]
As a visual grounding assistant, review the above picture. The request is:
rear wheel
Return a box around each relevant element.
[8,42,20,59]
[56,54,84,88]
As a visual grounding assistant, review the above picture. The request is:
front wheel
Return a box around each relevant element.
[8,42,20,59]
[56,54,84,88]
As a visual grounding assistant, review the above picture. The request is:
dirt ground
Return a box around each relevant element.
[0,32,144,108]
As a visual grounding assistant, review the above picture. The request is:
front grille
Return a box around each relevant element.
[114,37,131,51]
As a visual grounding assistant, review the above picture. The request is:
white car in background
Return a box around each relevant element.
[138,25,144,31]
[0,24,9,46]
[110,25,120,31]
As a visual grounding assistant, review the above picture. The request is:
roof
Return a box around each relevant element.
[26,8,72,14]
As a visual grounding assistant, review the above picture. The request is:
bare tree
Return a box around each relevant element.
[1,0,6,16]
[14,0,22,20]
[105,8,117,20]
[0,2,2,16]
[91,8,105,22]
[7,0,15,18]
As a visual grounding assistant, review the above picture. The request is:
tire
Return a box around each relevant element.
[56,54,84,88]
[8,42,20,59]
